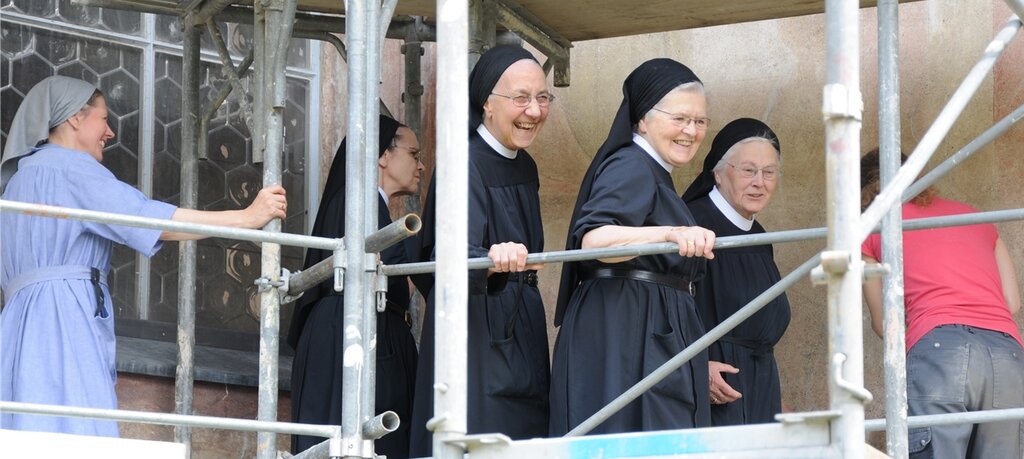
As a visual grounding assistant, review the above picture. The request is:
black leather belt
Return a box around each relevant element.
[508,271,538,287]
[719,336,774,357]
[580,267,693,296]
[384,300,412,327]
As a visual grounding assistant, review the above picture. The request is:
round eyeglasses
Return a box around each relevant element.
[727,163,779,181]
[490,92,555,108]
[651,107,710,131]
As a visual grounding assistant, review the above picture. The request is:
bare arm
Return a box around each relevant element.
[862,255,884,339]
[995,238,1021,315]
[581,224,715,263]
[160,185,288,241]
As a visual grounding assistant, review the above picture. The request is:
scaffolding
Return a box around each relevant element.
[2,0,1024,458]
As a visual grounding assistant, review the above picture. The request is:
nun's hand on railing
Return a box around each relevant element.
[665,225,716,259]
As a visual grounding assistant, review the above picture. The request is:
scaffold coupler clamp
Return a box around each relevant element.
[822,83,863,121]
[810,250,853,285]
[254,274,285,292]
[333,248,345,293]
[375,263,388,313]
[278,268,304,304]
[337,436,374,459]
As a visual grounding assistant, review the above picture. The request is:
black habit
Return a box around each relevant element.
[409,130,550,456]
[288,116,418,458]
[682,117,789,426]
[687,195,790,425]
[552,58,712,436]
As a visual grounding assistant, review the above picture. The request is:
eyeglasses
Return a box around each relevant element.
[727,163,779,181]
[651,108,710,130]
[389,145,423,161]
[490,92,555,108]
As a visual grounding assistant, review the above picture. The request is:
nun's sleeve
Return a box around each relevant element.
[570,152,657,245]
[466,160,503,294]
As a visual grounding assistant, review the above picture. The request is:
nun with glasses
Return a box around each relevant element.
[0,75,286,436]
[551,58,715,435]
[288,115,424,457]
[680,118,790,426]
[410,45,552,456]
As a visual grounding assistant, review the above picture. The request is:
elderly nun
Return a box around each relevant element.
[288,115,424,457]
[551,58,715,435]
[681,118,790,426]
[409,44,553,456]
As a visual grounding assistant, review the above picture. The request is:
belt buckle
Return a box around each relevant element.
[688,282,695,297]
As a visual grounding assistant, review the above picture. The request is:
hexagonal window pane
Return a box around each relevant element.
[57,0,100,28]
[1,22,34,57]
[10,0,55,17]
[100,68,139,117]
[100,7,142,36]
[81,40,120,75]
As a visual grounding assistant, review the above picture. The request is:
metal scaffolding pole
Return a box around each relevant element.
[824,1,867,457]
[431,1,469,459]
[0,401,341,439]
[174,17,202,455]
[904,101,1024,200]
[256,0,298,457]
[401,19,426,340]
[468,0,496,69]
[877,1,908,457]
[361,0,384,453]
[342,0,371,457]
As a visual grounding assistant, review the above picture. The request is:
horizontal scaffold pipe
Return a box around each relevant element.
[865,407,1024,432]
[0,401,340,438]
[0,199,342,251]
[565,254,821,436]
[380,206,1024,276]
[284,214,421,297]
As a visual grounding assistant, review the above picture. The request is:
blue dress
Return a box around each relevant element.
[1,145,175,436]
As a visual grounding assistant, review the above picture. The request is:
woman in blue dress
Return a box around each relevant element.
[0,75,287,437]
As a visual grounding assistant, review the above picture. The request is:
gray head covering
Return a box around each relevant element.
[1,75,97,191]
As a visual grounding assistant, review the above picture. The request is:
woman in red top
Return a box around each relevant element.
[860,148,1023,459]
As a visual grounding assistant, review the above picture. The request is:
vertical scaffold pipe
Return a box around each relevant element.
[824,1,867,457]
[343,0,371,457]
[877,1,909,457]
[361,0,383,451]
[256,0,297,457]
[433,0,469,458]
[174,20,202,457]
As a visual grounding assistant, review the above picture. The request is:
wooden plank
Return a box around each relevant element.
[288,0,921,42]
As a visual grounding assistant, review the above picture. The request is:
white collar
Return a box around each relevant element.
[378,186,388,206]
[710,186,754,231]
[632,133,672,173]
[477,124,517,159]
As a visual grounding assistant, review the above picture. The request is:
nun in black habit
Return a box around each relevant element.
[409,45,551,456]
[680,118,790,426]
[288,115,424,457]
[551,58,715,436]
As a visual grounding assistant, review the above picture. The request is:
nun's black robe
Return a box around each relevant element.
[289,193,419,458]
[409,131,550,456]
[688,194,790,426]
[550,145,710,436]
